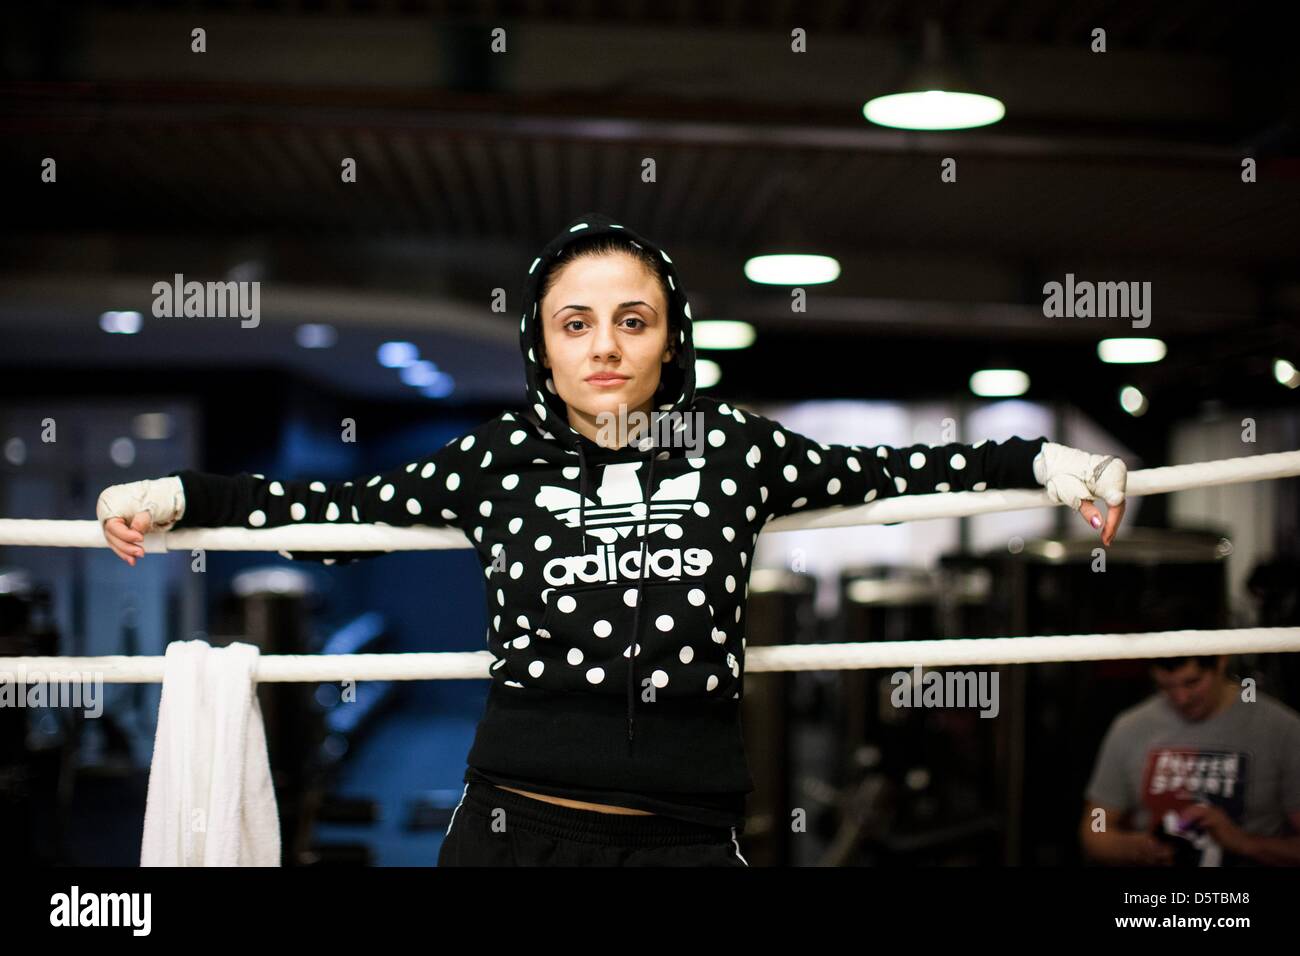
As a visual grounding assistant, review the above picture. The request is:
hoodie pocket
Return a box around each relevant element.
[504,579,734,699]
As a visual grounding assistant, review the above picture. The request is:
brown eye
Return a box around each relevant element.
[622,316,645,329]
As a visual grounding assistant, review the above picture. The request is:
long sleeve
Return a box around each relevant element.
[167,416,500,564]
[747,410,1048,520]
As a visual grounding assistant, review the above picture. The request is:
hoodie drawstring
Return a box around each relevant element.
[577,443,590,545]
[572,431,658,751]
[626,445,656,751]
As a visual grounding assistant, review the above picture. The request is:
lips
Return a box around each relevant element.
[586,374,629,386]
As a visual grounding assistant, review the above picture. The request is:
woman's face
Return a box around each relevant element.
[539,252,673,443]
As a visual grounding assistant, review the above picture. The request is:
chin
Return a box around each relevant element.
[589,391,647,413]
[567,397,616,426]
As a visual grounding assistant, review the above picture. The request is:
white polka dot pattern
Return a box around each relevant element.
[502,579,733,698]
[742,401,1046,521]
[192,395,1044,706]
[216,415,505,567]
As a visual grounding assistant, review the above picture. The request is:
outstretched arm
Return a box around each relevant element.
[748,410,1126,545]
[749,410,1046,514]
[98,416,501,566]
[166,418,498,564]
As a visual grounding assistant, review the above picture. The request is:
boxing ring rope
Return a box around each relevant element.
[0,447,1296,680]
[4,629,1300,683]
[0,448,1296,551]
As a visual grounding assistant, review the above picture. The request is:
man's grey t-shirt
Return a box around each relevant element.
[1085,691,1300,851]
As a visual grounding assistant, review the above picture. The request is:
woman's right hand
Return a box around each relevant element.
[104,514,152,566]
[96,476,186,566]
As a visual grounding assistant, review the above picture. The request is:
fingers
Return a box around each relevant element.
[102,515,147,566]
[1078,499,1103,531]
[1077,498,1125,547]
[1102,499,1125,547]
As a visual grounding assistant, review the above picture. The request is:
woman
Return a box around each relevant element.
[98,212,1128,866]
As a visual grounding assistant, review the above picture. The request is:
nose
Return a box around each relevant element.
[589,320,619,360]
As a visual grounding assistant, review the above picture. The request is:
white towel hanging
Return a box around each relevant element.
[141,639,281,866]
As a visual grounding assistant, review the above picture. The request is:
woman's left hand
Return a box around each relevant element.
[1033,442,1128,547]
[1080,496,1126,548]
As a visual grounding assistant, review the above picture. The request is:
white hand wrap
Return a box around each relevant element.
[96,476,187,532]
[1031,442,1127,510]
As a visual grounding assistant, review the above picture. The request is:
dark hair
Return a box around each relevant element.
[535,234,679,365]
[1149,655,1224,673]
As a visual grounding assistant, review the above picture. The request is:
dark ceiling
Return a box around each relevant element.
[2,0,1298,433]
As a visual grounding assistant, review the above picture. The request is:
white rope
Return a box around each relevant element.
[0,448,1295,551]
[3,628,1296,683]
[767,448,1300,534]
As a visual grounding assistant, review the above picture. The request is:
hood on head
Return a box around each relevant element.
[516,212,697,451]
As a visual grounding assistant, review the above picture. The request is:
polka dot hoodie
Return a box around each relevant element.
[169,212,1049,801]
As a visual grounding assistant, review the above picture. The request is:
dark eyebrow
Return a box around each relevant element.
[553,301,659,319]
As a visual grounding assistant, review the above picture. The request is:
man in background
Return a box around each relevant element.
[1080,655,1300,866]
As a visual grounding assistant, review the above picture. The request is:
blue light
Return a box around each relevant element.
[296,323,337,349]
[400,360,441,387]
[421,372,455,398]
[378,341,419,368]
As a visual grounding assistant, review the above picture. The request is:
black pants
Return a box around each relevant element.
[437,781,749,867]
